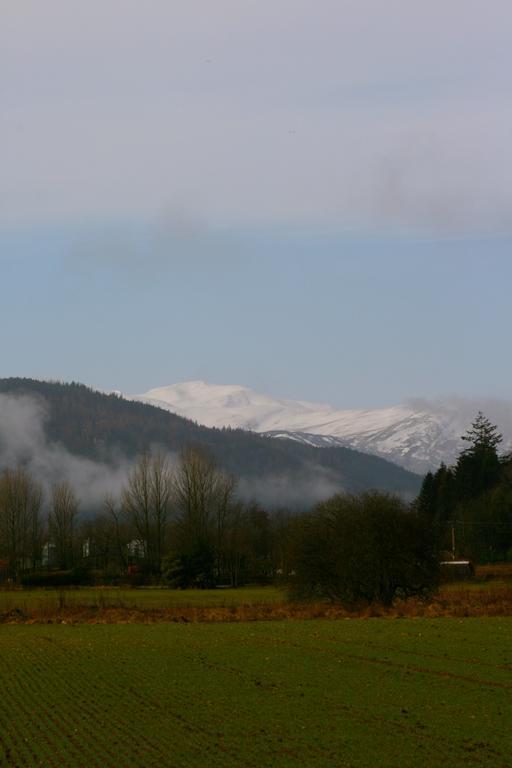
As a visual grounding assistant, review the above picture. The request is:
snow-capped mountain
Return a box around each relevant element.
[128,381,512,473]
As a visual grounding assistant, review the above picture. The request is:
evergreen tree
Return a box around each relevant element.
[456,412,503,499]
[416,464,456,522]
[414,414,511,562]
[434,464,457,522]
[416,472,436,518]
[460,411,503,454]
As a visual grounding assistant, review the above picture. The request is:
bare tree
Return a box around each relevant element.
[173,446,237,580]
[220,501,246,587]
[28,476,44,572]
[104,495,128,571]
[0,468,43,580]
[122,453,173,574]
[80,509,116,571]
[49,482,78,570]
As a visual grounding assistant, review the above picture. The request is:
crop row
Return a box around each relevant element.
[1,619,511,766]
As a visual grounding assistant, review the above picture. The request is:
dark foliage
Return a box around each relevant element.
[456,412,503,500]
[415,412,512,562]
[162,543,216,589]
[291,492,439,606]
[21,566,92,588]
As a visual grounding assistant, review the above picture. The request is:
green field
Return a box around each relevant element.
[0,586,283,614]
[1,618,511,767]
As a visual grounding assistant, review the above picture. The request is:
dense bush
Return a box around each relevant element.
[21,566,92,588]
[291,492,439,606]
[162,543,216,589]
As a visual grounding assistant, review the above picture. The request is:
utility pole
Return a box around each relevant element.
[449,521,456,560]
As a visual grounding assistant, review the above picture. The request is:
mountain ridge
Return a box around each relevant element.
[0,378,421,509]
[129,381,512,473]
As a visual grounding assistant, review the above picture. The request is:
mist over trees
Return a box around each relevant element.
[1,398,511,604]
[0,445,295,588]
[0,440,439,608]
[0,378,423,589]
[0,379,422,511]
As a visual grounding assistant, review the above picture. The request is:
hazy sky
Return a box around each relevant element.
[2,2,511,407]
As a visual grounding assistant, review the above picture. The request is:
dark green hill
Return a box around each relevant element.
[0,378,421,506]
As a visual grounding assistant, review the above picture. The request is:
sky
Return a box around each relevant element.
[1,1,512,408]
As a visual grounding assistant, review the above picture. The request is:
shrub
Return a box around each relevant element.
[291,492,439,606]
[21,567,92,588]
[162,543,216,589]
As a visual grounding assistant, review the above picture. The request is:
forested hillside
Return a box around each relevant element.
[0,378,421,504]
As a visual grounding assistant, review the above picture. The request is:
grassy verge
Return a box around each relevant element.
[1,581,512,623]
[0,585,282,616]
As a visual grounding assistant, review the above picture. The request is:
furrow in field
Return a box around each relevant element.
[0,647,116,767]
[185,626,510,765]
[1,622,511,768]
[165,638,457,763]
[2,635,168,767]
[32,630,257,768]
[238,628,512,690]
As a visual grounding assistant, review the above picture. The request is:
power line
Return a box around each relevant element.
[450,520,512,526]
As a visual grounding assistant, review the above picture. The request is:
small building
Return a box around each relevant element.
[127,539,147,560]
[41,541,57,568]
[440,560,475,582]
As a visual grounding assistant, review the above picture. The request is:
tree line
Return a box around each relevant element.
[0,446,297,589]
[2,411,509,605]
[415,412,512,562]
[0,440,439,606]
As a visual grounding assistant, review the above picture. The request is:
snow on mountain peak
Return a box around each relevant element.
[127,381,512,473]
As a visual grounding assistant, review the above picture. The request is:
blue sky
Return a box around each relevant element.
[3,224,511,408]
[1,2,511,407]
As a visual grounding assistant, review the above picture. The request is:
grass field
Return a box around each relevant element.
[0,585,283,615]
[0,563,510,619]
[2,576,512,623]
[1,618,511,767]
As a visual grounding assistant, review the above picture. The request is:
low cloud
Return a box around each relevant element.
[0,393,132,510]
[406,396,512,435]
[405,396,512,466]
[238,469,342,510]
[0,393,336,513]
